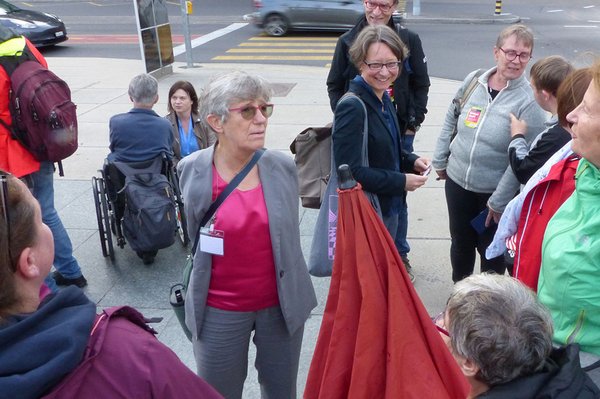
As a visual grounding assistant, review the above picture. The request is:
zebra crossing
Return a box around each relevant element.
[212,35,339,65]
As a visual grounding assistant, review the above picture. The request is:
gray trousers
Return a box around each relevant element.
[193,306,304,399]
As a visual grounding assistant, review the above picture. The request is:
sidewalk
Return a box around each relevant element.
[48,57,462,397]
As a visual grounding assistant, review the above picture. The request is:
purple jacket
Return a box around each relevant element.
[0,286,221,399]
[42,305,223,399]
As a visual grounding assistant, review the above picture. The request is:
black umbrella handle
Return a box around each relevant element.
[337,164,357,190]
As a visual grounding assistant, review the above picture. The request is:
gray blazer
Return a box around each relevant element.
[177,146,317,337]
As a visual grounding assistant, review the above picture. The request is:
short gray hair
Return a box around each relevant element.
[446,274,553,387]
[349,25,408,71]
[128,73,158,105]
[198,71,272,134]
[496,24,534,52]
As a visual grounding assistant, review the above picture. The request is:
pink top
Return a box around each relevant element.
[206,165,279,311]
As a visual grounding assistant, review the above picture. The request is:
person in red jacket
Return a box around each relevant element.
[0,171,222,399]
[0,26,87,289]
[511,68,592,291]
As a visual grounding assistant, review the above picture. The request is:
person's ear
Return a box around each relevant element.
[153,94,159,105]
[15,247,41,279]
[456,356,480,378]
[540,89,552,102]
[206,114,224,134]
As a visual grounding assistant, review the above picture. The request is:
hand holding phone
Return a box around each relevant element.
[422,164,432,177]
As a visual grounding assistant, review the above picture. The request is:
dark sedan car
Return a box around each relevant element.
[0,0,67,47]
[251,0,364,37]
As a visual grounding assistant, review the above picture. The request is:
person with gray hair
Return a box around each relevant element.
[332,25,430,244]
[108,73,173,163]
[435,274,599,398]
[177,70,317,399]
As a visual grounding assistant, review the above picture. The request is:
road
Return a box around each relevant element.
[17,0,600,80]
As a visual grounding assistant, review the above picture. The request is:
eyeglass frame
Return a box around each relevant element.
[364,0,394,13]
[228,103,274,120]
[498,47,532,62]
[432,311,450,337]
[363,60,402,71]
[0,172,14,271]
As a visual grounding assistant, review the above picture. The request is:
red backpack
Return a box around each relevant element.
[0,45,77,174]
[8,60,78,162]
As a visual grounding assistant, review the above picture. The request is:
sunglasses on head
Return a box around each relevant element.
[228,103,274,120]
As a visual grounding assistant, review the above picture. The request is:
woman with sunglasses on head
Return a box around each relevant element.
[166,80,216,164]
[332,25,430,239]
[0,172,222,399]
[177,71,317,399]
[432,24,547,283]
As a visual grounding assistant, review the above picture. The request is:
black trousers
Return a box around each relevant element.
[445,177,505,282]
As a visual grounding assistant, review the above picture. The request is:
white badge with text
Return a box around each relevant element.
[199,227,224,256]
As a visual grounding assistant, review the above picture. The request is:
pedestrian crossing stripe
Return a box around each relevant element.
[249,37,338,42]
[239,42,336,47]
[226,49,333,53]
[212,55,333,61]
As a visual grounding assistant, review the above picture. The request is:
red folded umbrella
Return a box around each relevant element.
[305,179,469,399]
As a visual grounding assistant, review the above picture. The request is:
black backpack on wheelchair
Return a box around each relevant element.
[115,157,177,253]
[92,153,188,261]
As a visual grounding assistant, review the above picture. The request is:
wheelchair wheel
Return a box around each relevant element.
[175,199,189,246]
[168,164,190,246]
[92,176,115,261]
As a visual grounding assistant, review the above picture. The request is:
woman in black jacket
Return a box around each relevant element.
[332,25,430,237]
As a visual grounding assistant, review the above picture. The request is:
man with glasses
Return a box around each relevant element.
[0,26,88,289]
[432,24,547,283]
[327,0,430,282]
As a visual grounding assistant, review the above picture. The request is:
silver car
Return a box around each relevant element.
[252,0,364,37]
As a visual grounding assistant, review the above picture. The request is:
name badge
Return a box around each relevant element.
[465,106,483,128]
[199,227,224,256]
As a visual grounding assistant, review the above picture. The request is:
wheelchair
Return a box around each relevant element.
[91,153,189,261]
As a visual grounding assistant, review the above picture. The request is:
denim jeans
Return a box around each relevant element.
[394,202,410,257]
[395,133,415,257]
[31,162,83,285]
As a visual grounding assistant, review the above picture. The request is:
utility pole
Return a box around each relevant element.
[180,0,193,67]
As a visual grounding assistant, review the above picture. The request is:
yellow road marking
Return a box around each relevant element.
[239,42,336,47]
[213,55,333,61]
[227,48,333,53]
[249,37,338,41]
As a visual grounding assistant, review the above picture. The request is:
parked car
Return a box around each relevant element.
[251,0,364,37]
[0,0,67,47]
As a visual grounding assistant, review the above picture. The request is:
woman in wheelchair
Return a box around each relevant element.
[166,80,216,163]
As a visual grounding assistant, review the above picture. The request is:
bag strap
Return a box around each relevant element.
[450,69,484,143]
[191,148,265,254]
[337,92,369,166]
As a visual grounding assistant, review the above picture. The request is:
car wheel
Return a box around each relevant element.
[264,14,288,36]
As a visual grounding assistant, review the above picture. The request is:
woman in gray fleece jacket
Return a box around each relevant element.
[433,24,547,282]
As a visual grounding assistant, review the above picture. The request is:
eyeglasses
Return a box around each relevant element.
[0,172,14,271]
[432,311,450,337]
[228,104,274,120]
[364,0,394,13]
[363,60,401,71]
[499,47,532,62]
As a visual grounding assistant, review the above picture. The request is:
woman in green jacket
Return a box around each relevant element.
[537,59,600,356]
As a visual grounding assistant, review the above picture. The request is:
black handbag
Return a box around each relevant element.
[169,149,265,341]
